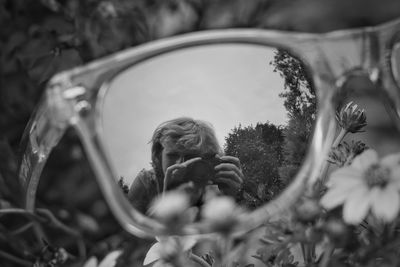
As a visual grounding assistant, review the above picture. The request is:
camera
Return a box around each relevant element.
[184,155,222,186]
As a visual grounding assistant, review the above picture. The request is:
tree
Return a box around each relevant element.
[270,50,316,184]
[224,122,284,208]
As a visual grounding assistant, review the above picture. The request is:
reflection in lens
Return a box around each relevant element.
[224,50,316,209]
[392,42,400,88]
[101,44,314,215]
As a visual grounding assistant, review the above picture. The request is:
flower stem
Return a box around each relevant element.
[319,128,348,186]
[319,244,334,267]
[221,236,233,267]
[211,235,231,267]
[302,243,315,265]
[332,128,347,148]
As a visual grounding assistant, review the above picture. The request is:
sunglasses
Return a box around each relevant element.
[18,17,400,238]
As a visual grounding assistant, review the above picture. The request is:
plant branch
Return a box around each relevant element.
[36,209,86,259]
[319,127,348,186]
[10,222,35,235]
[36,208,81,237]
[0,208,46,245]
[0,208,85,258]
[0,250,32,266]
[0,208,44,222]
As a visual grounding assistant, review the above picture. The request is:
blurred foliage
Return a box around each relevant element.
[0,0,276,266]
[1,0,398,266]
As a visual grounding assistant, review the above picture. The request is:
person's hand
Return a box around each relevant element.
[214,156,244,197]
[163,157,202,192]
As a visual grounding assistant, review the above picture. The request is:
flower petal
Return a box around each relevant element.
[320,185,354,209]
[99,250,122,267]
[381,153,400,167]
[351,149,378,171]
[83,257,98,267]
[328,167,363,187]
[330,178,362,191]
[371,187,400,223]
[182,236,198,251]
[391,166,400,188]
[144,242,162,265]
[343,186,370,224]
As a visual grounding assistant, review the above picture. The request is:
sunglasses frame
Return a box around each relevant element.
[18,18,400,237]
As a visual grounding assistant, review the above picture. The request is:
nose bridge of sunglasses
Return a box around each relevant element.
[302,31,382,87]
[340,73,376,92]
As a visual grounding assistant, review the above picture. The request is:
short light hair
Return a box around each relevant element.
[151,117,222,177]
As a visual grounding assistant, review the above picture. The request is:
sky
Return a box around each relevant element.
[101,44,288,184]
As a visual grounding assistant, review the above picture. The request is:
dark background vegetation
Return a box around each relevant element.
[0,1,296,266]
[1,0,399,266]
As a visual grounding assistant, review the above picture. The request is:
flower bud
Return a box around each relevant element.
[149,191,190,223]
[202,196,238,234]
[305,227,323,243]
[336,101,367,133]
[158,238,182,263]
[323,218,357,249]
[294,198,322,223]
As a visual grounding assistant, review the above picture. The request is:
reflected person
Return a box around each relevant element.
[127,117,244,214]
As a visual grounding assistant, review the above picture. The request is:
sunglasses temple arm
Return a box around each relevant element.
[18,91,69,211]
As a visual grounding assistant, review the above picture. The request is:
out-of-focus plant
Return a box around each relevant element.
[2,1,400,267]
[83,250,122,267]
[247,101,400,267]
[141,193,250,267]
[0,1,275,266]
